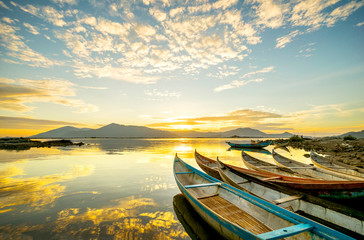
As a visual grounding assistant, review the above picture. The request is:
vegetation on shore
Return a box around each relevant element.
[0,138,83,150]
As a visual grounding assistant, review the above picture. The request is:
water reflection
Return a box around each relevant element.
[173,194,223,240]
[0,164,94,213]
[0,195,188,239]
[0,138,275,239]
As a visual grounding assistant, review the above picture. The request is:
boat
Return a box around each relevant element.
[272,149,363,181]
[174,153,354,240]
[310,151,364,178]
[241,150,308,178]
[194,150,222,180]
[173,193,224,239]
[226,140,272,148]
[228,147,271,155]
[216,157,364,237]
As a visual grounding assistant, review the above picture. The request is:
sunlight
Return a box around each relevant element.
[172,125,193,131]
[174,145,193,153]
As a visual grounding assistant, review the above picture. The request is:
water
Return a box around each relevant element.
[0,138,303,239]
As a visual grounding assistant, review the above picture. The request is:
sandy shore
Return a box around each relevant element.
[288,138,364,168]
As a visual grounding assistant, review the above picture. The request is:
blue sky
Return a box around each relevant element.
[0,0,364,137]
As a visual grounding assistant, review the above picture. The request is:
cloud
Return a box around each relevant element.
[73,63,159,84]
[357,21,364,26]
[213,66,274,92]
[240,66,275,79]
[0,78,98,113]
[0,116,84,129]
[214,78,263,92]
[169,7,184,18]
[0,22,60,67]
[18,4,67,27]
[325,1,364,27]
[275,30,301,48]
[52,0,77,6]
[149,8,167,22]
[144,89,181,100]
[147,108,283,131]
[0,164,94,212]
[249,0,288,29]
[0,0,10,10]
[23,22,39,35]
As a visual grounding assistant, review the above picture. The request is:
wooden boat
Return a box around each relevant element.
[310,151,364,178]
[173,194,224,239]
[216,157,364,237]
[272,149,362,181]
[228,147,271,155]
[241,150,310,178]
[174,154,354,240]
[194,150,222,180]
[226,140,272,148]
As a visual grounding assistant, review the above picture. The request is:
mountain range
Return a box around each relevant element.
[30,123,294,138]
[338,130,364,139]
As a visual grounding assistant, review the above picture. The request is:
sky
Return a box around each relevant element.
[0,0,364,137]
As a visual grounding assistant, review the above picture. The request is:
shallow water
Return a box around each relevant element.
[0,138,304,239]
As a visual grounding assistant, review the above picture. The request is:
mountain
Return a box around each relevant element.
[30,126,92,138]
[30,123,293,138]
[338,130,364,139]
[31,123,176,138]
[219,128,267,137]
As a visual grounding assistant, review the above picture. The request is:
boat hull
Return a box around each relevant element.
[174,154,355,240]
[226,141,271,148]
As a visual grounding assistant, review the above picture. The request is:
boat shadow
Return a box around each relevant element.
[173,194,224,240]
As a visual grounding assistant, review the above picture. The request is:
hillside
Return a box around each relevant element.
[31,124,294,138]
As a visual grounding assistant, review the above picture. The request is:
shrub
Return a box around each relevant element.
[343,135,357,141]
[289,135,304,142]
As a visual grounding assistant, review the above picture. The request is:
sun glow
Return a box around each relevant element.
[172,125,193,131]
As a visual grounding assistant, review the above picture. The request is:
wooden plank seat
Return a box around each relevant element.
[199,195,272,235]
[273,195,303,205]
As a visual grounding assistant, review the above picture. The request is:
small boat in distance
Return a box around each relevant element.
[226,140,272,148]
[174,153,355,240]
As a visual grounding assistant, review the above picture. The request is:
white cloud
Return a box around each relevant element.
[144,89,181,99]
[0,0,10,10]
[0,78,98,113]
[2,17,14,24]
[357,21,364,26]
[326,1,364,27]
[73,63,159,84]
[214,78,263,92]
[275,30,300,48]
[23,22,39,35]
[249,0,287,29]
[240,66,275,78]
[169,7,184,18]
[52,0,77,5]
[149,8,167,22]
[0,22,61,67]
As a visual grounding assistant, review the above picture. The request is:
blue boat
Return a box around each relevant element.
[226,140,272,148]
[174,153,354,240]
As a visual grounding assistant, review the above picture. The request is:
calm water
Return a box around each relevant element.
[0,138,301,239]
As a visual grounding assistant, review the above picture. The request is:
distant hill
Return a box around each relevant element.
[31,126,92,138]
[31,124,294,139]
[31,123,176,138]
[338,130,364,139]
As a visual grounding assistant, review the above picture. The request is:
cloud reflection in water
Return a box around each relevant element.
[0,164,94,212]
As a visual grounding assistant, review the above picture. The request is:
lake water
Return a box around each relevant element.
[0,138,295,239]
